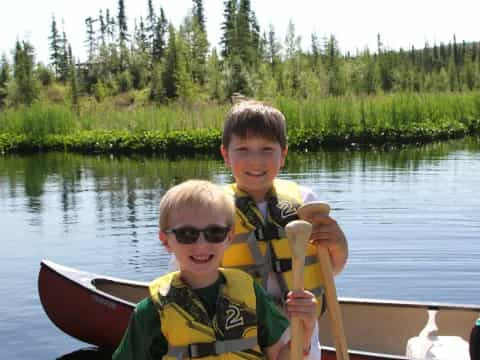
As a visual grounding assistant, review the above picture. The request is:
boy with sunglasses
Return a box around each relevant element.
[219,100,349,359]
[113,179,317,360]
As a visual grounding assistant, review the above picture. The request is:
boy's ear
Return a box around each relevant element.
[227,228,235,244]
[159,231,173,253]
[220,145,230,166]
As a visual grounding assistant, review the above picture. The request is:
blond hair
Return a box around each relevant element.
[159,180,235,231]
[222,100,288,149]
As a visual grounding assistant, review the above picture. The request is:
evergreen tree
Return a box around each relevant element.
[48,15,62,78]
[175,33,195,100]
[266,24,281,72]
[220,0,236,58]
[163,23,179,99]
[117,0,129,45]
[99,10,107,47]
[152,7,168,62]
[105,9,116,44]
[146,0,156,45]
[58,31,70,83]
[284,20,302,95]
[192,0,206,34]
[325,35,345,96]
[236,0,253,65]
[68,45,80,114]
[0,54,10,106]
[206,48,224,100]
[180,13,208,85]
[12,40,39,105]
[85,16,97,61]
[0,54,10,88]
[131,18,150,89]
[134,17,149,54]
[250,11,261,65]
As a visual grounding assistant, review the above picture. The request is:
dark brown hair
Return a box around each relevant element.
[222,100,287,149]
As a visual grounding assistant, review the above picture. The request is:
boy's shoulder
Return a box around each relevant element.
[133,296,160,326]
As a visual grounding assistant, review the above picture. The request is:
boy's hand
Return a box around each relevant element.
[308,214,348,274]
[285,290,317,350]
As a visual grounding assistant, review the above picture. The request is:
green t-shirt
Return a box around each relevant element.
[112,274,289,360]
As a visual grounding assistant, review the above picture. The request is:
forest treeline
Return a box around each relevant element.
[1,0,480,107]
[0,0,480,154]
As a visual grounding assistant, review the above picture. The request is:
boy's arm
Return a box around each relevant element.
[256,283,316,360]
[300,186,348,275]
[113,298,167,360]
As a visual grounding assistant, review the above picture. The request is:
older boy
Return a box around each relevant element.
[219,100,349,359]
[113,180,317,360]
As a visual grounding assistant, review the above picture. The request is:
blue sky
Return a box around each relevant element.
[1,0,478,64]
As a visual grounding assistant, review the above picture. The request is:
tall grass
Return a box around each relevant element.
[0,92,479,153]
[76,100,228,132]
[0,102,76,135]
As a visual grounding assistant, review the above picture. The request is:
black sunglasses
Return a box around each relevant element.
[165,225,230,244]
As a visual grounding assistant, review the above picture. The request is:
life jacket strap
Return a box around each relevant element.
[167,337,258,359]
[272,255,318,273]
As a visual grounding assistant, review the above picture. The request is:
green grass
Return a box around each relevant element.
[1,92,479,154]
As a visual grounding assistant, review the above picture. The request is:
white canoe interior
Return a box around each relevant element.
[318,297,479,356]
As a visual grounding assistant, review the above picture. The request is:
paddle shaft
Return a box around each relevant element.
[317,247,349,360]
[286,220,312,360]
[297,202,350,360]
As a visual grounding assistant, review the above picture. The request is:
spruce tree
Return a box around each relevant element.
[58,31,70,83]
[146,0,156,46]
[99,10,107,47]
[266,24,281,72]
[118,0,129,45]
[206,48,224,100]
[0,54,10,106]
[163,23,178,99]
[68,45,80,115]
[49,15,61,79]
[152,7,168,62]
[181,13,208,85]
[13,40,39,105]
[220,0,236,58]
[192,0,206,34]
[84,17,97,61]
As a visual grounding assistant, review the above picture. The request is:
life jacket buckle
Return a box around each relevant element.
[188,342,217,358]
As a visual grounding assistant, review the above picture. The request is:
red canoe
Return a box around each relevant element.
[38,260,479,360]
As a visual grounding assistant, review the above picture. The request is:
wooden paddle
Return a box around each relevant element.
[297,201,350,360]
[285,220,313,360]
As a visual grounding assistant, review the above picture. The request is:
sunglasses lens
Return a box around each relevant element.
[174,227,200,244]
[170,226,230,244]
[204,226,230,243]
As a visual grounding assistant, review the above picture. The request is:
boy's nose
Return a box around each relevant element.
[196,232,208,244]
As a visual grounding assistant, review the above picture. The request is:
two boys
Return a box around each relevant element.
[115,100,348,359]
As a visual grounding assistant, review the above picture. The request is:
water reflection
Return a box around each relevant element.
[1,137,479,360]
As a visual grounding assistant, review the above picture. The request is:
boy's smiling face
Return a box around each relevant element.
[221,134,288,202]
[160,205,232,289]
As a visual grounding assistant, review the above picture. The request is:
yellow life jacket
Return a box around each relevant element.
[149,268,263,360]
[221,179,324,315]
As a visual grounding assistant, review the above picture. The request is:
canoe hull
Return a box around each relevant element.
[38,261,134,349]
[39,260,477,360]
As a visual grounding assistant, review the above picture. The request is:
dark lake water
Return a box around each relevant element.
[1,137,479,359]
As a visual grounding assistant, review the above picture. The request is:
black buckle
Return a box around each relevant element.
[188,342,217,358]
[273,259,292,273]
